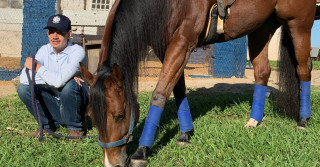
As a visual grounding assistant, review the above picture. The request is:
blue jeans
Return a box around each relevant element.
[17,79,89,131]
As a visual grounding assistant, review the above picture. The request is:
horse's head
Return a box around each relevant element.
[80,63,139,167]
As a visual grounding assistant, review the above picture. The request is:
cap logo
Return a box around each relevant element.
[52,16,61,24]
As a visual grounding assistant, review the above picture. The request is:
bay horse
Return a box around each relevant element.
[80,0,316,166]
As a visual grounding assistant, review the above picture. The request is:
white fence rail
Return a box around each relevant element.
[63,10,109,26]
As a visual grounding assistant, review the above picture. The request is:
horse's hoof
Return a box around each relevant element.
[244,118,259,129]
[176,141,192,146]
[296,126,306,130]
[296,118,309,130]
[130,159,148,167]
[176,132,192,146]
[130,146,149,167]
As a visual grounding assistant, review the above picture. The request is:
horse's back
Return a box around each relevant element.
[222,0,277,41]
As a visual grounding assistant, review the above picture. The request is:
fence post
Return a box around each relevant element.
[210,36,248,78]
[20,0,57,68]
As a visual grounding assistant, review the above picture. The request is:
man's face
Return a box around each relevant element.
[47,28,72,53]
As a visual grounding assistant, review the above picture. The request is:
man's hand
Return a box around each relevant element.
[74,76,84,87]
[24,57,42,72]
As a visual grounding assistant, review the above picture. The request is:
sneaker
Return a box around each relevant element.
[67,130,85,137]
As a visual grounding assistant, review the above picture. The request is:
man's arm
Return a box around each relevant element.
[24,57,42,72]
[36,44,86,88]
[19,46,46,85]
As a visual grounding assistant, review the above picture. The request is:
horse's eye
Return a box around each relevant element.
[115,112,125,121]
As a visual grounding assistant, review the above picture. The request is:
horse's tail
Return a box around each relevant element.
[277,26,300,119]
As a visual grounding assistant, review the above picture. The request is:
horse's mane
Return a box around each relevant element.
[90,74,109,137]
[91,0,172,136]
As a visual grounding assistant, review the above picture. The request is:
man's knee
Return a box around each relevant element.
[17,84,30,101]
[60,79,81,96]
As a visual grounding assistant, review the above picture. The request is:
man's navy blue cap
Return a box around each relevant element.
[44,14,71,32]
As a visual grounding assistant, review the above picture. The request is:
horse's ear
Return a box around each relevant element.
[80,63,94,86]
[112,64,123,84]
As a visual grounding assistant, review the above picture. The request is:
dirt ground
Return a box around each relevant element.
[0,57,20,70]
[1,57,320,98]
[138,61,320,93]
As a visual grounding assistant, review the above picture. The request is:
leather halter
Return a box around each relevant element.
[97,105,135,148]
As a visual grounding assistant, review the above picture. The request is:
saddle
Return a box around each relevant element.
[202,0,236,45]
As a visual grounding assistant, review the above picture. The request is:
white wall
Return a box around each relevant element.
[268,28,281,61]
[0,8,22,57]
[61,0,85,10]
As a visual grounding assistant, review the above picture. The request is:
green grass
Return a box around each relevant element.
[247,60,320,70]
[269,60,278,70]
[1,88,320,167]
[312,61,320,70]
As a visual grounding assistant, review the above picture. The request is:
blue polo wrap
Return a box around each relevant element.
[250,84,267,122]
[300,81,311,118]
[176,96,193,132]
[139,105,163,148]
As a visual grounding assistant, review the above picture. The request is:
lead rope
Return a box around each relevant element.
[25,55,93,140]
[26,55,44,141]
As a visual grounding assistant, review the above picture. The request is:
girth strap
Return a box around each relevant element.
[201,0,236,45]
[217,0,236,19]
[202,5,220,45]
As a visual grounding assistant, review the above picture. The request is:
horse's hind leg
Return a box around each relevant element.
[284,22,313,130]
[173,73,193,146]
[276,0,315,129]
[244,20,279,129]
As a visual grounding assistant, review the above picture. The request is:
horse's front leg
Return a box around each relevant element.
[244,22,278,128]
[130,35,195,166]
[173,72,193,146]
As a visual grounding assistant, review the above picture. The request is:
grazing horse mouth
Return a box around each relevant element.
[103,150,128,167]
[100,105,136,167]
